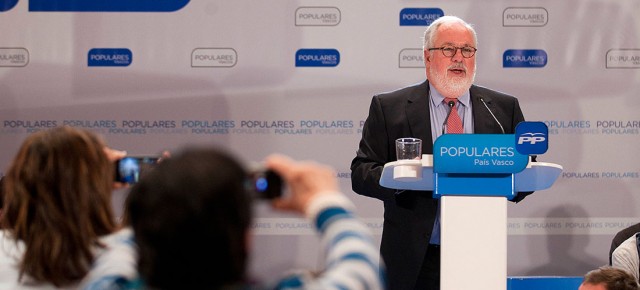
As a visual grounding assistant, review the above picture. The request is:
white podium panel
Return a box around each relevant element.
[441,196,507,290]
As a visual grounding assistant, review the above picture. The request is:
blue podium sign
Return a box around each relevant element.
[433,134,529,199]
[434,134,528,174]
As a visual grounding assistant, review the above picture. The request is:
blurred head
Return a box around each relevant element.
[579,266,639,290]
[423,15,477,99]
[0,176,4,224]
[127,147,252,289]
[1,126,116,286]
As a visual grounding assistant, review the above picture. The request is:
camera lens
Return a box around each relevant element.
[248,169,282,199]
[255,176,269,192]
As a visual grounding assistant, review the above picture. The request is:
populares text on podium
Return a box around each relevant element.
[379,122,562,290]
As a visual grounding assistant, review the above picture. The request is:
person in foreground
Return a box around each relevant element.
[579,266,638,290]
[0,126,136,289]
[611,232,640,283]
[351,15,532,290]
[610,223,640,265]
[119,147,385,289]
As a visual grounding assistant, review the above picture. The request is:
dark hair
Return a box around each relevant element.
[1,126,116,286]
[0,176,4,229]
[583,266,639,290]
[127,147,252,289]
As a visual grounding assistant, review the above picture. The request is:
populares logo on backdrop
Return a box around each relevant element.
[503,7,548,27]
[605,49,640,69]
[295,49,340,67]
[515,121,548,155]
[503,49,547,68]
[27,0,189,12]
[295,7,341,26]
[191,48,237,68]
[88,48,132,67]
[399,8,444,26]
[399,49,424,68]
[0,48,29,67]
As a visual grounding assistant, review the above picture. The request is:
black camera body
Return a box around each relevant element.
[248,168,283,199]
[114,156,159,184]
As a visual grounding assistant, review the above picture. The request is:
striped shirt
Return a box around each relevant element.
[82,194,386,290]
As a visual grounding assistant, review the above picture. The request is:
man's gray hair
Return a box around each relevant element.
[422,15,477,51]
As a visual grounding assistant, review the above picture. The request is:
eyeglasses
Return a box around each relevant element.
[428,45,477,58]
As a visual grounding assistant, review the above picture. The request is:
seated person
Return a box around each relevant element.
[610,223,640,265]
[579,266,638,290]
[612,232,640,283]
[0,126,136,289]
[120,147,386,289]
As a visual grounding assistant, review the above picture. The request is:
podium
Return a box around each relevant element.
[380,131,562,290]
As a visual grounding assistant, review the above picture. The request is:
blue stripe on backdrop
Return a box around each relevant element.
[507,276,583,290]
[29,0,189,12]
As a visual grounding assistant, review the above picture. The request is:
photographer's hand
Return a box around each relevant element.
[104,147,127,161]
[265,154,340,215]
[104,147,127,189]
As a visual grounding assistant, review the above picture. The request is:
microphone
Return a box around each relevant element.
[480,97,505,134]
[441,100,456,135]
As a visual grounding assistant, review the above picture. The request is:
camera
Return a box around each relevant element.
[247,168,283,199]
[114,156,160,184]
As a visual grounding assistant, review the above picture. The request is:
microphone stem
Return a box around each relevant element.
[480,98,505,134]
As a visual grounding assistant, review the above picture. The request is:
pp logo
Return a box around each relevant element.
[518,133,545,144]
[515,121,548,155]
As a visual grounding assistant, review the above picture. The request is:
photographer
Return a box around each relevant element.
[97,147,386,289]
[0,126,136,289]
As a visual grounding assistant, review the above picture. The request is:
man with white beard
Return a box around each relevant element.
[351,15,532,290]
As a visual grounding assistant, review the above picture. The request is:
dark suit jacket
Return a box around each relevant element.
[350,80,529,290]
